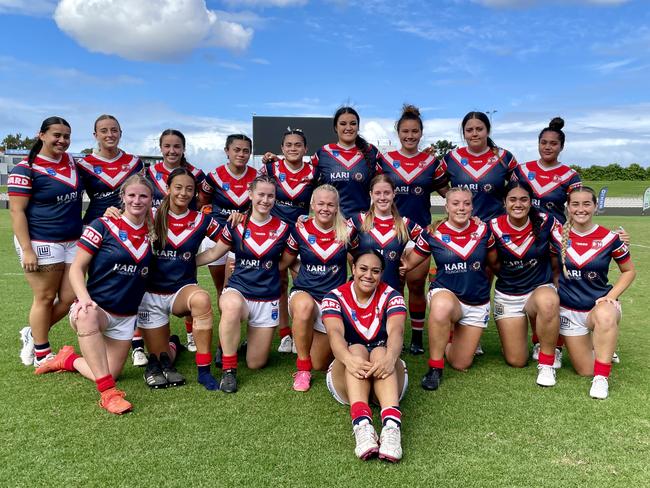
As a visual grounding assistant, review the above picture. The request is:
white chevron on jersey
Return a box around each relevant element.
[272,160,312,198]
[434,223,486,259]
[31,162,78,188]
[490,218,535,259]
[296,224,345,262]
[104,217,150,261]
[322,144,364,169]
[76,153,139,189]
[552,225,618,268]
[368,225,397,247]
[213,171,250,206]
[235,220,288,258]
[388,153,436,184]
[148,166,169,196]
[166,212,206,248]
[520,161,576,197]
[332,287,393,342]
[448,148,506,181]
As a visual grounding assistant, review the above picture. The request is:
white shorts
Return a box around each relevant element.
[14,236,77,266]
[326,358,409,405]
[199,237,235,266]
[427,287,490,328]
[493,284,557,320]
[137,284,195,329]
[222,287,279,328]
[288,290,325,334]
[69,303,137,341]
[559,304,622,337]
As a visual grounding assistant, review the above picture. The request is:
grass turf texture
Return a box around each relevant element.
[0,211,648,487]
[580,180,650,198]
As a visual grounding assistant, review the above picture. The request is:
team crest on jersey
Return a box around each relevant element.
[140,267,149,277]
[182,252,192,260]
[223,183,230,191]
[553,174,561,182]
[586,271,598,280]
[263,260,273,270]
[119,230,128,241]
[94,166,103,174]
[546,202,555,209]
[528,171,536,181]
[503,234,511,242]
[483,184,493,192]
[308,235,316,244]
[331,265,339,275]
[354,172,364,181]
[461,158,468,166]
[333,150,340,157]
[488,156,498,164]
[46,168,56,176]
[414,186,423,195]
[156,172,162,180]
[442,234,451,243]
[592,240,603,249]
[472,261,481,270]
[388,251,398,260]
[392,160,400,168]
[279,173,286,182]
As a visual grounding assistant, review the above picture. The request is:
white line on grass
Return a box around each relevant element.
[630,244,650,249]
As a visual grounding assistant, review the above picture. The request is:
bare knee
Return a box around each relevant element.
[75,309,101,335]
[449,357,473,371]
[189,290,212,315]
[504,353,527,368]
[246,357,268,370]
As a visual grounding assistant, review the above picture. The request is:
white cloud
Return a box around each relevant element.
[53,0,253,62]
[0,0,57,15]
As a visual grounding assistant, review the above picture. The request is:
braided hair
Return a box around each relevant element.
[560,186,597,277]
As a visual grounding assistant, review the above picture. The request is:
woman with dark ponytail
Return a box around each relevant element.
[489,180,561,387]
[9,116,82,368]
[441,111,518,221]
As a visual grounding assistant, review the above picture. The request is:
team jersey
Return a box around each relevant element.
[260,159,316,224]
[513,160,581,224]
[76,151,144,223]
[321,281,406,347]
[147,209,221,294]
[77,216,152,316]
[312,143,380,217]
[219,215,290,300]
[551,224,630,311]
[350,212,422,290]
[490,213,555,295]
[8,154,82,242]
[286,217,354,301]
[414,219,495,305]
[377,150,448,227]
[145,161,205,209]
[201,164,257,226]
[442,147,518,221]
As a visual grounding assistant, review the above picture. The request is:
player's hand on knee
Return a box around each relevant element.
[345,356,372,379]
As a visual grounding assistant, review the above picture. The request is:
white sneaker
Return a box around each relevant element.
[612,352,620,364]
[353,420,379,460]
[278,335,294,354]
[474,342,484,356]
[132,347,148,367]
[536,364,557,387]
[186,333,197,353]
[590,375,609,399]
[33,352,55,368]
[378,424,402,462]
[553,347,563,369]
[19,326,35,366]
[531,342,540,361]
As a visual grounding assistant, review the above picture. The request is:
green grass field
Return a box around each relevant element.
[0,212,648,487]
[580,180,650,197]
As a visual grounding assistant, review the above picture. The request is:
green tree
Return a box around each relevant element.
[81,148,94,155]
[433,139,457,158]
[1,133,37,151]
[625,163,646,180]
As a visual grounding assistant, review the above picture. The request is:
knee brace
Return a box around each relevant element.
[77,328,101,337]
[186,289,211,312]
[192,310,213,331]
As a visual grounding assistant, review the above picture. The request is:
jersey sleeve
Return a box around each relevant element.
[550,223,563,254]
[200,173,215,195]
[219,222,235,246]
[205,217,221,242]
[286,228,299,254]
[432,159,449,190]
[406,219,423,241]
[567,171,582,193]
[7,163,32,197]
[611,235,631,264]
[321,292,343,320]
[194,168,207,187]
[413,230,432,256]
[78,219,106,254]
[504,149,518,173]
[486,228,496,249]
[386,290,407,317]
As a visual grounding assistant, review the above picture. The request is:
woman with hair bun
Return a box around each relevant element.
[376,104,448,354]
[9,116,82,369]
[441,111,518,222]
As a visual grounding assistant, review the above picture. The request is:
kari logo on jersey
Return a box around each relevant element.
[566,269,582,279]
[113,263,138,274]
[444,262,466,273]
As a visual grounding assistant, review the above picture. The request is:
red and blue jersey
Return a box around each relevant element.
[201,164,257,226]
[219,216,290,301]
[551,224,630,312]
[350,212,422,291]
[77,151,144,223]
[312,143,380,218]
[147,209,221,294]
[146,161,205,209]
[490,213,555,295]
[414,220,495,305]
[377,150,448,227]
[286,217,354,301]
[8,154,82,242]
[322,281,406,347]
[77,216,152,316]
[442,147,518,221]
[261,159,315,225]
[513,160,581,224]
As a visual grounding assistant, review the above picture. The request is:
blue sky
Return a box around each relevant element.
[1,0,649,170]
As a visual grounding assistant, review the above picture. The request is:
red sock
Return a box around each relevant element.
[594,360,612,378]
[296,356,312,371]
[64,353,80,372]
[95,374,115,393]
[381,406,402,427]
[556,336,564,348]
[185,317,193,334]
[428,358,444,369]
[196,352,211,367]
[531,332,539,344]
[409,301,426,331]
[279,327,292,338]
[538,351,555,367]
[222,354,238,370]
[133,329,142,339]
[350,401,372,425]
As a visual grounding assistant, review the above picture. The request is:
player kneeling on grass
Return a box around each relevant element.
[322,250,408,462]
[550,186,635,400]
[35,175,154,415]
